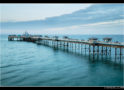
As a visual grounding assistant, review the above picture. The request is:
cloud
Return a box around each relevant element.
[41,19,124,35]
[45,19,124,30]
[79,19,124,26]
[0,4,92,22]
[1,19,123,35]
[1,4,123,35]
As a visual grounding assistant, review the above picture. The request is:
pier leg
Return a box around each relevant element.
[70,42,71,49]
[81,44,83,54]
[70,42,72,50]
[64,41,65,50]
[53,41,54,47]
[105,47,107,55]
[89,45,91,54]
[67,42,69,49]
[57,41,58,48]
[80,43,81,53]
[109,47,111,55]
[120,48,122,56]
[70,42,72,49]
[45,40,47,45]
[115,48,117,55]
[92,45,95,60]
[54,41,55,47]
[93,45,95,55]
[72,43,73,50]
[75,43,76,52]
[52,41,53,47]
[97,46,99,54]
[85,44,86,54]
[120,48,122,60]
[78,43,80,54]
[101,46,103,55]
[115,48,117,59]
[60,41,62,48]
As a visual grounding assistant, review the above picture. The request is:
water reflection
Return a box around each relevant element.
[51,46,123,68]
[36,43,124,72]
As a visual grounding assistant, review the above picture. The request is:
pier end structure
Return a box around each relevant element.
[103,37,112,42]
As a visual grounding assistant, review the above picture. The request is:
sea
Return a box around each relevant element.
[0,34,124,86]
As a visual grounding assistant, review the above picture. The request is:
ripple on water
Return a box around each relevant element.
[1,68,19,75]
[1,74,19,82]
[1,35,123,86]
[0,62,32,69]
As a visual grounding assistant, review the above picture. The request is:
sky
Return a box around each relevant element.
[41,19,124,35]
[0,4,123,35]
[0,4,92,22]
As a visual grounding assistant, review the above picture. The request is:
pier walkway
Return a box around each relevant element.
[8,34,124,57]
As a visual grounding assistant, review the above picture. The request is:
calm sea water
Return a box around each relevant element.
[0,34,124,86]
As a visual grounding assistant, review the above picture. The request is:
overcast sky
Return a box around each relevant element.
[0,4,92,22]
[0,4,123,35]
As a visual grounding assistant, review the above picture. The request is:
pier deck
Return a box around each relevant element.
[8,35,124,57]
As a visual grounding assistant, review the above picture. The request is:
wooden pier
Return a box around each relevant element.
[8,34,124,58]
